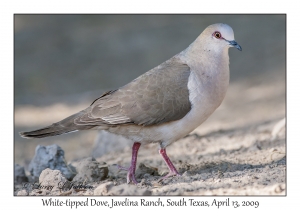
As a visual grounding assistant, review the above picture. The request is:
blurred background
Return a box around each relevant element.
[14,15,285,168]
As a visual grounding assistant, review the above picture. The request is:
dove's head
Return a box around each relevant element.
[201,23,242,51]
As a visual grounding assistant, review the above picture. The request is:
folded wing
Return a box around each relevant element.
[74,57,192,126]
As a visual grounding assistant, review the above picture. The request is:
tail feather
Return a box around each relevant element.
[19,124,78,139]
[19,110,94,139]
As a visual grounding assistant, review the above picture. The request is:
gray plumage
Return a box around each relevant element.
[75,57,191,126]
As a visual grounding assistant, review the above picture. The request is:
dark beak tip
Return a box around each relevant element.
[228,40,242,51]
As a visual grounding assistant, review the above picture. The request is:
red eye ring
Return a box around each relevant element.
[213,31,222,39]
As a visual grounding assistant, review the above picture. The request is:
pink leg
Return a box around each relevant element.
[117,142,141,184]
[159,148,181,180]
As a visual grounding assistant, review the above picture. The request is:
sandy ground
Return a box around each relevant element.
[14,70,286,196]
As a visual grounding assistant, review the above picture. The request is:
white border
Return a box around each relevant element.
[2,0,297,209]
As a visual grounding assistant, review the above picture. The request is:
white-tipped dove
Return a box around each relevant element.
[20,23,242,184]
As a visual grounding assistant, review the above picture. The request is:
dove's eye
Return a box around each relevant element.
[213,31,222,39]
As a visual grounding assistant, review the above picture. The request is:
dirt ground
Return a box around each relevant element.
[14,69,286,196]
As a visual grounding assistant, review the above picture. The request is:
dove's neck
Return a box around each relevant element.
[180,36,229,62]
[178,37,230,108]
[179,37,230,74]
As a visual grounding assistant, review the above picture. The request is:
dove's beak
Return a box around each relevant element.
[227,40,242,51]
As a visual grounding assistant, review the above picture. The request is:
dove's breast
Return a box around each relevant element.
[155,63,229,147]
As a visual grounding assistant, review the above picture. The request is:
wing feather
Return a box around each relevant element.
[74,57,191,126]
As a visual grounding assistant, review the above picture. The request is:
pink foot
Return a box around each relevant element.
[158,148,181,182]
[117,142,141,184]
[117,165,139,184]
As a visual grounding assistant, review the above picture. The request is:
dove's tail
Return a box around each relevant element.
[19,125,77,139]
[19,111,94,139]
